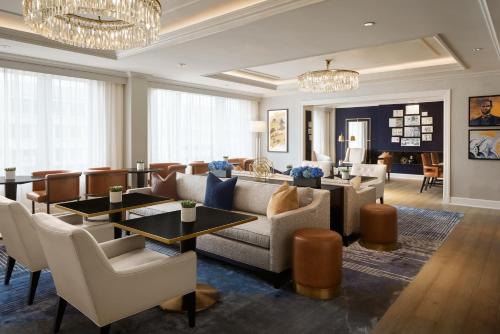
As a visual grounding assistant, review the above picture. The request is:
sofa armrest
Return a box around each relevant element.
[126,187,153,195]
[269,190,330,273]
[343,186,377,236]
[99,235,145,259]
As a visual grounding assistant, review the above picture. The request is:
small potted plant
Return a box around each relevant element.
[180,200,197,222]
[339,167,351,180]
[109,185,123,203]
[208,160,234,178]
[283,164,293,175]
[4,167,16,180]
[291,166,324,189]
[223,156,229,162]
[136,160,145,170]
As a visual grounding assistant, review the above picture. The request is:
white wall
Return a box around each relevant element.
[260,71,500,203]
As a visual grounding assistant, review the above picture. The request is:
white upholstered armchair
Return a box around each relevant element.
[350,164,387,203]
[33,213,197,333]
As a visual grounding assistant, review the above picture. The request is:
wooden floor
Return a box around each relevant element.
[373,178,500,334]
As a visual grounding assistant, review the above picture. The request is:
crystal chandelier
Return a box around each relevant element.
[23,0,162,50]
[298,59,359,93]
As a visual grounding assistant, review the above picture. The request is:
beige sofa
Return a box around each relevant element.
[127,173,330,278]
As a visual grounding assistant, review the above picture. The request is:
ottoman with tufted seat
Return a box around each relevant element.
[359,203,399,251]
[292,228,342,300]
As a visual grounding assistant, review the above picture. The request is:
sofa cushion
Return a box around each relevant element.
[204,173,238,210]
[151,172,177,200]
[266,183,299,218]
[213,213,271,249]
[176,173,207,203]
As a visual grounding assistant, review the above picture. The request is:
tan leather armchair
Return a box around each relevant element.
[84,168,128,199]
[27,170,82,214]
[228,158,254,171]
[33,213,197,333]
[420,153,443,193]
[149,163,186,184]
[189,161,209,175]
[431,152,440,165]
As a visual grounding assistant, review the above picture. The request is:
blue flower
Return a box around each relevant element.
[291,166,324,179]
[208,160,234,171]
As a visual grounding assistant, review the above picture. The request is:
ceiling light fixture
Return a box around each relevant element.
[363,21,375,27]
[472,48,483,51]
[23,0,162,50]
[298,59,359,93]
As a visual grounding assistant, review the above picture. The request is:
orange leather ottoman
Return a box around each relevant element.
[360,203,399,251]
[292,228,342,300]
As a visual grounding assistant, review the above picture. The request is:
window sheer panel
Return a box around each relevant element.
[148,89,257,164]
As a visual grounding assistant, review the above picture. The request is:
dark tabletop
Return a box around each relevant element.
[55,193,172,217]
[0,176,45,185]
[126,168,162,173]
[113,206,257,244]
[324,175,378,182]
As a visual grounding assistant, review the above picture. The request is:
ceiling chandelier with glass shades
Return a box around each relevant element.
[298,59,359,93]
[23,0,162,50]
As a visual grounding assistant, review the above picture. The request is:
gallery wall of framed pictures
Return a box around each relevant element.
[468,95,500,160]
[388,104,437,147]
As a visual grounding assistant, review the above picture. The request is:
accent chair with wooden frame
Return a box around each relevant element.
[148,163,186,184]
[189,162,209,175]
[84,169,128,199]
[420,153,443,193]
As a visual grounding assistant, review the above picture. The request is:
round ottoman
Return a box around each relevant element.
[360,203,399,251]
[292,228,342,300]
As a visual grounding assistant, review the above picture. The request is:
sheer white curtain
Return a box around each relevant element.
[148,88,258,163]
[0,68,124,202]
[312,108,331,159]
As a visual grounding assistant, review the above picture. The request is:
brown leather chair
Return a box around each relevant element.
[430,152,440,165]
[148,163,186,184]
[377,152,393,181]
[84,169,128,199]
[420,153,443,193]
[27,170,82,214]
[228,158,254,171]
[87,167,111,171]
[189,162,209,175]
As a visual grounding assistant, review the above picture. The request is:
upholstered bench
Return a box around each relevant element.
[359,203,399,251]
[292,228,342,300]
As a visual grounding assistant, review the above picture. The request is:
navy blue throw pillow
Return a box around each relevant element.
[204,172,238,210]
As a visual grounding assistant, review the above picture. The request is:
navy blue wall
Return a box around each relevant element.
[335,102,443,173]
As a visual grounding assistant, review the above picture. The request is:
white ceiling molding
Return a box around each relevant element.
[206,73,278,90]
[163,0,203,14]
[116,0,325,58]
[0,52,127,84]
[433,34,467,69]
[478,0,500,60]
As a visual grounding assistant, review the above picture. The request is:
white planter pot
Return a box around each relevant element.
[181,207,196,222]
[341,171,350,180]
[109,191,122,203]
[5,171,15,180]
[223,157,229,162]
[136,162,145,170]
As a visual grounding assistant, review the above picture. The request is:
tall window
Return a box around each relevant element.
[0,68,123,200]
[148,88,258,163]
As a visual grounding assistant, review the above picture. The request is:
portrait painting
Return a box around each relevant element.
[267,109,288,152]
[469,130,500,160]
[469,95,500,126]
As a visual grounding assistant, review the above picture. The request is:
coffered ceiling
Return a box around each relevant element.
[0,0,499,97]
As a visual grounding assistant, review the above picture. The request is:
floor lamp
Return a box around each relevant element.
[250,121,266,158]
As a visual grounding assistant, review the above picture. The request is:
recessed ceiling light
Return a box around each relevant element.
[363,21,375,27]
[472,48,483,52]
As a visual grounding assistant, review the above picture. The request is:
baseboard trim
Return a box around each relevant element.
[450,197,500,210]
[389,173,423,180]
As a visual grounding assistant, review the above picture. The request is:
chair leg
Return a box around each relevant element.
[46,203,50,214]
[380,197,384,204]
[387,172,390,181]
[424,178,431,191]
[28,271,41,305]
[53,297,67,333]
[428,177,433,188]
[4,256,15,285]
[100,324,111,334]
[185,291,196,328]
[420,177,427,193]
[32,201,35,214]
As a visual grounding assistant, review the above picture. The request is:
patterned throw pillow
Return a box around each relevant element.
[151,172,177,200]
[266,182,299,218]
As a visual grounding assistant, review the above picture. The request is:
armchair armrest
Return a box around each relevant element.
[99,235,145,259]
[126,187,153,195]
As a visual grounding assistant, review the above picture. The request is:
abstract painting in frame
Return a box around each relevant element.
[468,129,500,160]
[469,95,500,126]
[267,109,288,152]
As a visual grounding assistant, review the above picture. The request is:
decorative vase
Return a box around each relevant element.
[5,170,15,180]
[181,207,196,222]
[341,171,350,180]
[136,162,145,170]
[211,169,231,178]
[109,191,122,203]
[293,177,322,189]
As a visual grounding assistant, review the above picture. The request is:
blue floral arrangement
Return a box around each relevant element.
[208,160,234,171]
[290,166,324,179]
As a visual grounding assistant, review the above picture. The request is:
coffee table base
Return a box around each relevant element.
[160,283,219,312]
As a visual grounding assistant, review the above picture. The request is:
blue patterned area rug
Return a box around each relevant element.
[0,206,463,334]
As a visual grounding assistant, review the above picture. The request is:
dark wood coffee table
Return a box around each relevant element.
[113,206,257,312]
[0,176,45,200]
[55,193,173,238]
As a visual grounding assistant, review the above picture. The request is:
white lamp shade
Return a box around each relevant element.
[250,121,266,133]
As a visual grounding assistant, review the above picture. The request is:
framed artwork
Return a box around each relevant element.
[404,115,420,126]
[401,137,421,147]
[393,109,404,117]
[404,126,421,137]
[469,129,500,160]
[389,118,403,127]
[392,128,403,136]
[422,117,433,125]
[405,104,420,115]
[267,109,288,152]
[422,134,433,141]
[422,111,429,116]
[391,137,400,143]
[469,95,500,126]
[422,125,433,133]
